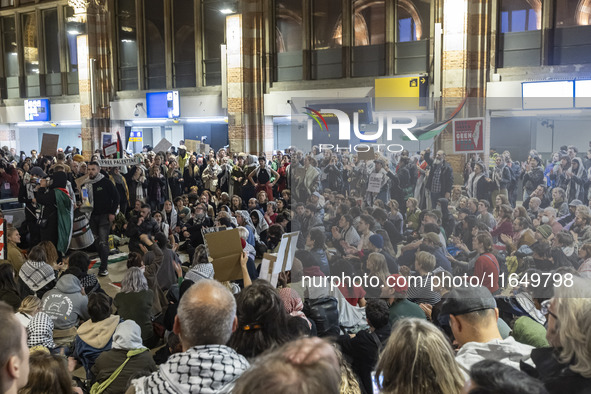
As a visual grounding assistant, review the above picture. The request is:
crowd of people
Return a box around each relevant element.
[0,141,590,394]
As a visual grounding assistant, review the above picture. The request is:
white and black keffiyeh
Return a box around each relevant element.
[185,263,215,284]
[131,344,249,394]
[19,261,55,292]
[27,311,55,349]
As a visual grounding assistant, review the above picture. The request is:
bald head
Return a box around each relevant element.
[175,279,237,350]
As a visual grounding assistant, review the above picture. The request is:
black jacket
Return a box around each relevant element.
[522,347,591,394]
[91,174,119,216]
[125,216,161,253]
[424,152,454,195]
[337,324,392,394]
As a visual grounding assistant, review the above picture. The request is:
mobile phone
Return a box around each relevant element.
[371,372,383,393]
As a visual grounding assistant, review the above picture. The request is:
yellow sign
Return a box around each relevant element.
[130,137,142,142]
[375,76,428,111]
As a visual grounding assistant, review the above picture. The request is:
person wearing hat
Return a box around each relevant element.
[558,199,583,227]
[176,145,190,174]
[535,224,553,241]
[366,233,398,274]
[380,274,426,326]
[440,286,534,377]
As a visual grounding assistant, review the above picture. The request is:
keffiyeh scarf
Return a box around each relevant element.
[131,344,249,394]
[19,261,55,291]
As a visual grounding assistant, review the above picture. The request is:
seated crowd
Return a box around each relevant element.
[0,143,590,394]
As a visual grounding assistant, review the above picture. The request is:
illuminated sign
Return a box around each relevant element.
[129,130,143,142]
[146,91,180,118]
[25,99,51,121]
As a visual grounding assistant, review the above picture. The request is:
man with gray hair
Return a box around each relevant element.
[128,280,249,394]
[542,207,563,235]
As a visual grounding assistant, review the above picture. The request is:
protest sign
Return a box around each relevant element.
[153,138,173,153]
[96,157,142,167]
[272,231,299,274]
[40,133,59,157]
[185,139,198,154]
[103,143,118,157]
[357,147,375,161]
[259,253,279,287]
[204,228,244,282]
[366,172,384,193]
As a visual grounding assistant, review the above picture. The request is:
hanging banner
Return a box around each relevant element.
[96,157,142,167]
[453,118,485,153]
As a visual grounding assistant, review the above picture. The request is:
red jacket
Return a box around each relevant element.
[0,167,20,198]
[474,253,500,294]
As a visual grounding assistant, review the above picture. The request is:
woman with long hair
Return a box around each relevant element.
[0,262,21,311]
[113,267,156,348]
[6,227,25,274]
[473,232,500,294]
[229,279,292,358]
[491,204,514,241]
[577,243,591,278]
[19,351,80,394]
[365,252,390,298]
[405,197,421,231]
[375,318,464,394]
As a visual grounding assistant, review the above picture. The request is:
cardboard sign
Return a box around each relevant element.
[185,139,198,154]
[367,172,384,193]
[40,133,59,157]
[204,228,244,282]
[103,143,118,157]
[273,231,299,274]
[153,138,173,154]
[259,253,279,287]
[453,118,485,153]
[357,147,376,161]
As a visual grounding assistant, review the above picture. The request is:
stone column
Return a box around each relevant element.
[439,0,491,179]
[69,0,112,160]
[226,0,268,156]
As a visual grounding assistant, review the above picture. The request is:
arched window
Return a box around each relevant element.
[397,0,428,42]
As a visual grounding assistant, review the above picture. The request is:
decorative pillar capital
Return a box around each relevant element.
[67,0,106,21]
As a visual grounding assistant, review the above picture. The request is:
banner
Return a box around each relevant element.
[453,118,485,153]
[96,157,142,167]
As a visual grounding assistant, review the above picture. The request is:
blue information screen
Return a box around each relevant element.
[25,99,51,121]
[146,91,180,118]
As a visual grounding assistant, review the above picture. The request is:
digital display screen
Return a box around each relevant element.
[146,91,180,118]
[25,99,51,122]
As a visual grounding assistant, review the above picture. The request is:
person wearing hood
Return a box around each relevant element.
[35,170,74,255]
[565,157,587,203]
[74,293,120,380]
[522,155,545,201]
[41,273,90,347]
[466,161,495,203]
[161,199,178,238]
[19,165,46,246]
[234,210,257,247]
[91,320,156,394]
[249,209,269,245]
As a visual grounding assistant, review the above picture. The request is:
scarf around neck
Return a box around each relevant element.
[131,345,249,394]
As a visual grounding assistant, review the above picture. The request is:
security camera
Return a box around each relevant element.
[287,100,292,104]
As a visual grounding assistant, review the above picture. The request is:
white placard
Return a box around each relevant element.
[366,173,383,193]
[272,231,299,274]
[96,157,142,167]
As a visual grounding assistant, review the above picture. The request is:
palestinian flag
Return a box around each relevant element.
[403,97,467,141]
[116,131,124,158]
